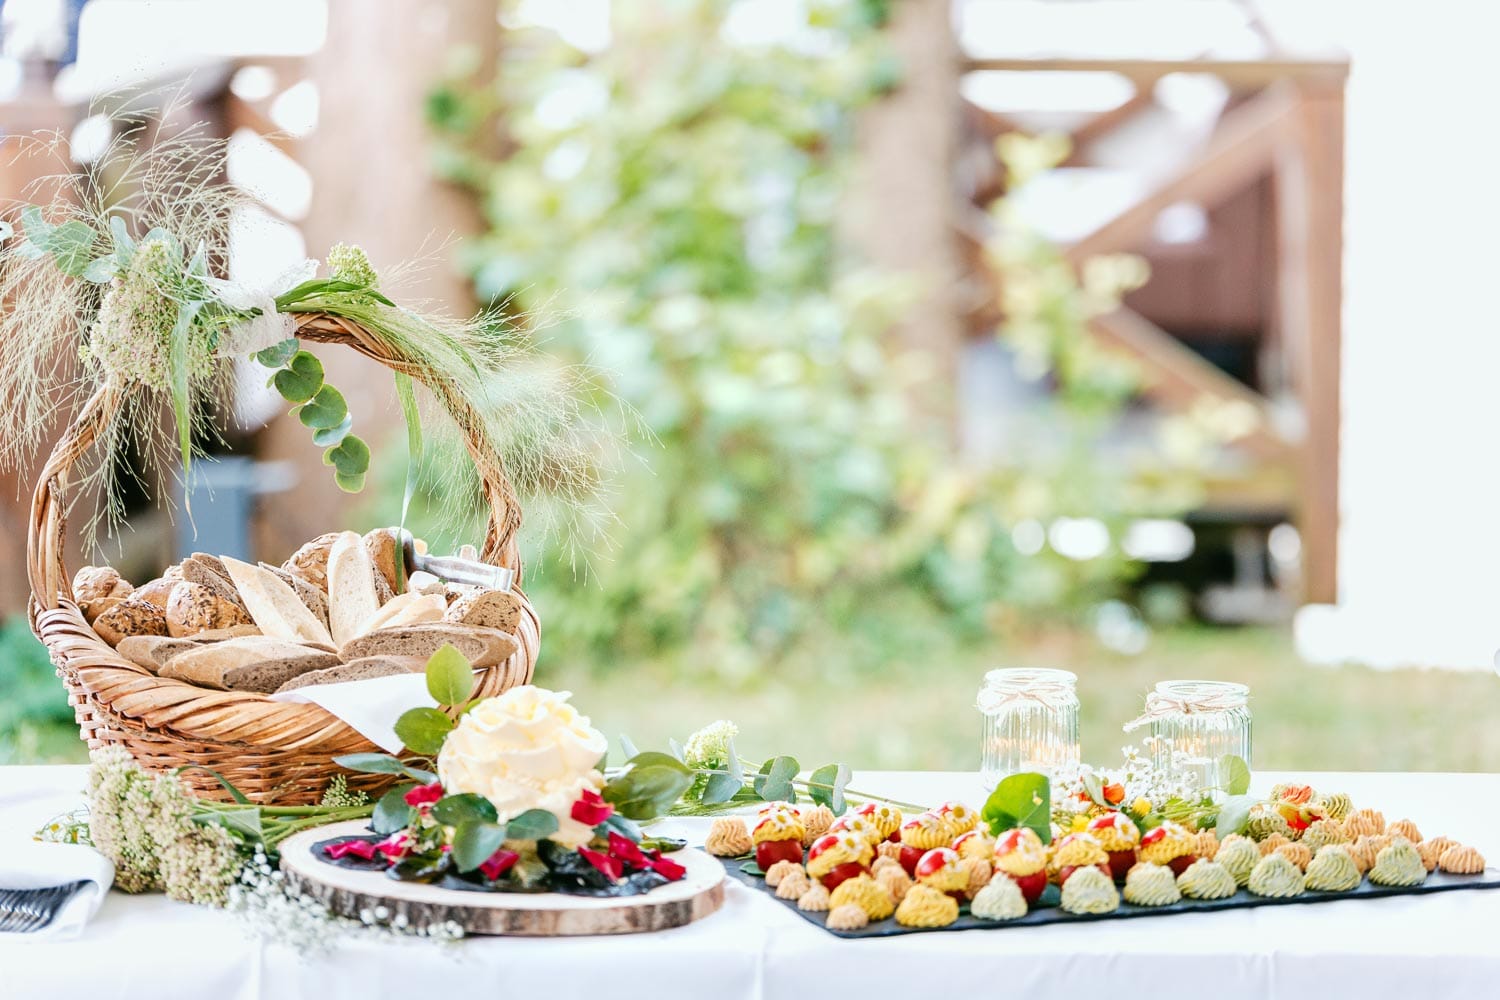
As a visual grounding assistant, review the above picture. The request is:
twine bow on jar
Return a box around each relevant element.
[1123,682,1249,732]
[976,675,1078,715]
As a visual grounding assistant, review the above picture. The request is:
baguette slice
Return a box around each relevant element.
[116,625,263,674]
[326,530,381,647]
[221,556,336,649]
[260,563,330,628]
[339,624,518,668]
[160,636,341,692]
[445,588,523,633]
[181,554,247,610]
[358,592,446,636]
[274,655,428,694]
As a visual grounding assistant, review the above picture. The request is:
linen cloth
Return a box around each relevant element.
[2,766,1497,999]
[268,673,437,753]
[0,840,114,939]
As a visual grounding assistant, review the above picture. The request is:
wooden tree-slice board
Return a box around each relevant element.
[279,821,724,936]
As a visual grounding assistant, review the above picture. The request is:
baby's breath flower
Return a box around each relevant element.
[319,775,368,810]
[84,239,215,392]
[326,243,379,291]
[683,720,738,770]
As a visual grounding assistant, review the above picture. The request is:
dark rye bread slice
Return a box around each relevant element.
[338,624,518,668]
[159,637,341,693]
[445,588,523,633]
[182,554,247,611]
[274,655,429,694]
[261,562,330,628]
[116,626,261,673]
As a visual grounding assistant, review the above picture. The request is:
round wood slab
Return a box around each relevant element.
[279,821,725,936]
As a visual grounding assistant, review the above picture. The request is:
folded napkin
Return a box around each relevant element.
[1,841,114,939]
[269,672,437,753]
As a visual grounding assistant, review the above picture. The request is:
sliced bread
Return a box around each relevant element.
[220,556,336,649]
[364,528,402,594]
[445,588,523,633]
[274,655,428,694]
[338,624,518,668]
[260,563,330,627]
[181,555,247,611]
[358,592,447,635]
[116,634,203,673]
[159,636,341,692]
[326,530,382,647]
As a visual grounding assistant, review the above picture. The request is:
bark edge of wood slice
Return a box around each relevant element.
[279,820,725,936]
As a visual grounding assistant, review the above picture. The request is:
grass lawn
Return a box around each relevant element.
[9,626,1499,774]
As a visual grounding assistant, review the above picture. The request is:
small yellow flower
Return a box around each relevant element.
[1070,814,1090,833]
[1130,797,1152,817]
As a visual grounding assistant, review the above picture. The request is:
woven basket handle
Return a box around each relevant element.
[28,311,524,610]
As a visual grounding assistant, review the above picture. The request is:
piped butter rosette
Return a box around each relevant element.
[1059,865,1120,914]
[828,814,883,849]
[1438,844,1486,875]
[970,875,1028,921]
[705,817,753,857]
[752,807,806,847]
[1304,845,1362,892]
[1122,862,1181,907]
[806,832,873,879]
[1137,821,1195,868]
[1086,813,1141,852]
[913,847,969,894]
[937,801,978,837]
[1050,833,1109,875]
[435,685,608,848]
[953,828,995,861]
[854,802,903,841]
[1300,819,1349,853]
[1215,837,1260,887]
[799,805,835,846]
[826,904,869,931]
[1247,852,1306,898]
[899,812,951,852]
[829,874,897,920]
[1368,837,1426,887]
[1176,859,1238,900]
[894,883,959,927]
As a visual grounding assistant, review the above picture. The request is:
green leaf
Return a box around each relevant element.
[425,643,475,705]
[505,808,560,841]
[597,812,641,842]
[195,806,265,844]
[372,784,415,835]
[20,205,52,247]
[168,300,205,479]
[603,757,695,820]
[668,738,686,762]
[310,412,353,447]
[451,820,507,874]
[272,350,324,402]
[325,434,370,493]
[108,215,134,264]
[1214,793,1257,838]
[81,256,118,282]
[44,220,98,277]
[753,756,799,803]
[1081,772,1108,808]
[432,792,498,827]
[333,752,436,784]
[726,738,744,782]
[0,219,12,241]
[807,762,851,814]
[700,771,742,805]
[393,370,422,589]
[619,734,640,760]
[1222,754,1251,796]
[981,772,1052,844]
[298,384,349,430]
[172,764,251,804]
[255,337,299,368]
[393,706,453,756]
[740,860,764,876]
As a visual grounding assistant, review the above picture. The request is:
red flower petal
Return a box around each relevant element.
[571,789,615,826]
[325,838,378,861]
[373,832,410,861]
[404,782,445,807]
[579,847,624,882]
[479,848,520,881]
[607,831,648,869]
[648,855,687,881]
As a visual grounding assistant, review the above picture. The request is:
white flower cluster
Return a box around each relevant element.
[84,239,215,392]
[227,850,464,953]
[683,720,738,770]
[1052,739,1200,816]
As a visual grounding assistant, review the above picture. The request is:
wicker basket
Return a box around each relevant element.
[26,312,540,804]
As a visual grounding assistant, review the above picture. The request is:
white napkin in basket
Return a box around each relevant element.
[0,841,114,939]
[269,672,437,753]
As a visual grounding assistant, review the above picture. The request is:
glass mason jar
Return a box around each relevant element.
[1133,680,1252,799]
[978,668,1081,786]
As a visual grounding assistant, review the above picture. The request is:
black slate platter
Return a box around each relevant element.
[719,857,1500,938]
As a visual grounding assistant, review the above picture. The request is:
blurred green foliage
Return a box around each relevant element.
[414,0,1210,680]
[0,615,80,763]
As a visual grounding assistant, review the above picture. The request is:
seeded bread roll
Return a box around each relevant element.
[73,566,133,604]
[445,588,522,633]
[133,565,183,611]
[92,599,169,646]
[338,624,518,668]
[220,556,336,649]
[181,555,247,611]
[282,532,340,591]
[159,636,342,692]
[166,581,253,637]
[274,655,429,693]
[260,563,330,628]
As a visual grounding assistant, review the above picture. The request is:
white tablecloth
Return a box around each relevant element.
[2,766,1497,999]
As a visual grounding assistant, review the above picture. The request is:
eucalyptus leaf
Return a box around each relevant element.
[310,413,353,447]
[701,771,742,805]
[44,220,98,277]
[1082,772,1107,807]
[726,738,744,782]
[1221,754,1252,796]
[195,806,264,844]
[273,350,324,403]
[807,762,851,814]
[603,760,695,820]
[81,256,118,282]
[108,215,134,263]
[0,219,12,241]
[431,792,498,827]
[753,756,799,803]
[425,643,475,705]
[372,783,416,835]
[392,707,453,756]
[451,820,508,874]
[20,205,51,245]
[332,752,436,784]
[255,337,299,369]
[297,384,349,430]
[505,808,560,841]
[326,434,370,493]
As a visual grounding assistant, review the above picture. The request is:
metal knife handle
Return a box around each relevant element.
[399,533,514,591]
